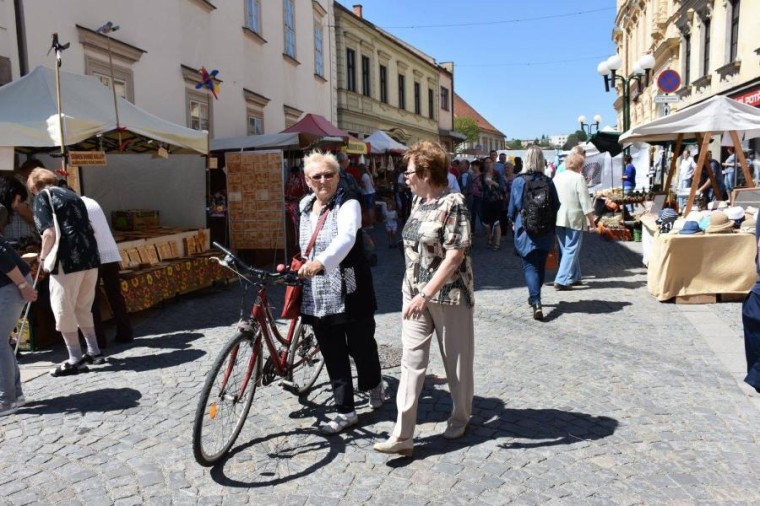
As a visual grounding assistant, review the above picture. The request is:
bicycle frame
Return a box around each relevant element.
[247,284,299,376]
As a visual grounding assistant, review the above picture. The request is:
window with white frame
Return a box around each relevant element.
[245,0,261,34]
[189,97,210,131]
[182,65,214,134]
[92,71,128,99]
[244,88,269,135]
[283,0,296,59]
[729,0,740,62]
[78,26,143,104]
[314,20,324,77]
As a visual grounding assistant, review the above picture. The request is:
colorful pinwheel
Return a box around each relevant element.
[196,67,220,99]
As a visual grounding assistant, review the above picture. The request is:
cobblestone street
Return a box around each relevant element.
[2,229,759,505]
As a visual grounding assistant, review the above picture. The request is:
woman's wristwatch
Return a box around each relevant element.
[17,281,29,290]
[419,291,429,301]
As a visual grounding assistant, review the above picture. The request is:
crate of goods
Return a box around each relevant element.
[111,210,160,231]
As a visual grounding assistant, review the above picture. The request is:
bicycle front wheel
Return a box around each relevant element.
[192,331,261,466]
[287,318,325,395]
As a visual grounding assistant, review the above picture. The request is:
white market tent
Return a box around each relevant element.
[210,132,301,152]
[0,65,207,154]
[619,94,760,215]
[364,129,408,153]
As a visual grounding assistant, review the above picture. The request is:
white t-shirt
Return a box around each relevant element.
[81,196,121,264]
[448,173,461,193]
[360,173,375,195]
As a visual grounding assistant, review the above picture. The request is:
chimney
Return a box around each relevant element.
[353,4,363,18]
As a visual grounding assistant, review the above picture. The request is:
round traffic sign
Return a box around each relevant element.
[657,70,681,94]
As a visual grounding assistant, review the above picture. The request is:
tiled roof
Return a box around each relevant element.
[454,93,505,137]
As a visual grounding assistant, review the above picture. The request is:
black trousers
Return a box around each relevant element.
[742,290,760,392]
[91,262,134,348]
[310,314,381,414]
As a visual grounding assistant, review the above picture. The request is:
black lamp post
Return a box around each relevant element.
[597,54,655,132]
[578,114,602,137]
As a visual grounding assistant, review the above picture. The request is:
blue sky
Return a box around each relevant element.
[336,0,619,140]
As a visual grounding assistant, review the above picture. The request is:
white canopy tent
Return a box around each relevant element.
[0,65,207,154]
[620,94,760,214]
[210,132,301,152]
[364,130,408,154]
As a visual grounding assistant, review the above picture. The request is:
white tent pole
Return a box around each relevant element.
[50,33,70,177]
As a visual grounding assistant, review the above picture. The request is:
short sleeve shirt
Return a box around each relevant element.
[402,191,474,307]
[33,187,100,274]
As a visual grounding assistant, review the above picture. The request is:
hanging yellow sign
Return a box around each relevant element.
[69,151,107,166]
[342,139,369,155]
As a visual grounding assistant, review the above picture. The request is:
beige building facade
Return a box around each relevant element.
[1,0,335,140]
[614,0,760,136]
[333,3,441,148]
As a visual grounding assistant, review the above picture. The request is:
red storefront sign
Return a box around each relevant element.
[734,87,760,107]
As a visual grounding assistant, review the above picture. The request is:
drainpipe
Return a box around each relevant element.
[14,0,28,75]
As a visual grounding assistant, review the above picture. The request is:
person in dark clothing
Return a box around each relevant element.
[743,218,760,393]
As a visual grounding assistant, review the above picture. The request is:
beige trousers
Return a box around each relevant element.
[50,267,98,334]
[393,293,475,439]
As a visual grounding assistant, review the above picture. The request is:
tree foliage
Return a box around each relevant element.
[453,117,480,145]
[562,130,588,150]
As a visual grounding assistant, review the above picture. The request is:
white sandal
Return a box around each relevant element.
[319,412,358,435]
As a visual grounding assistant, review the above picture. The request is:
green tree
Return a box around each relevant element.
[562,134,581,150]
[453,117,480,146]
[575,129,588,142]
[506,139,523,149]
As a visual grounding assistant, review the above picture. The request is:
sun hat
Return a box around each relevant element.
[717,201,728,210]
[685,210,703,222]
[658,208,678,223]
[699,215,711,231]
[740,218,757,233]
[725,206,745,221]
[679,221,703,235]
[705,211,735,234]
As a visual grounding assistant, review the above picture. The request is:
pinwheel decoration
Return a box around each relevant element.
[196,67,220,99]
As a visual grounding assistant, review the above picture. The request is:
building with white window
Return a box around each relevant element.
[333,3,443,147]
[1,0,335,139]
[453,93,505,155]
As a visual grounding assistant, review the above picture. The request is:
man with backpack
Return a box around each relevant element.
[507,146,560,321]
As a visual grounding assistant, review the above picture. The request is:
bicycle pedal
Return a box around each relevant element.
[279,379,298,392]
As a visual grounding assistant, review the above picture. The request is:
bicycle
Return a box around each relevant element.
[192,242,325,467]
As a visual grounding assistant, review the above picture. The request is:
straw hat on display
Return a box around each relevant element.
[725,206,745,221]
[740,218,757,233]
[705,212,735,234]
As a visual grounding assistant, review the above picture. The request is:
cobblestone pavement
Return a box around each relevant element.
[2,228,759,505]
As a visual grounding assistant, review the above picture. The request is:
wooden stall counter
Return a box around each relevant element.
[642,214,757,302]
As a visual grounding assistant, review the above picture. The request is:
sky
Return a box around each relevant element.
[335,0,620,140]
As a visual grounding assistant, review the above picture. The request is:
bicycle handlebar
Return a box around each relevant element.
[212,241,300,285]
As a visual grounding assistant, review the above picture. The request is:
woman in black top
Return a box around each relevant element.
[28,168,102,377]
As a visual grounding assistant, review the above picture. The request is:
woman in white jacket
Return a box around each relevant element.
[552,153,596,290]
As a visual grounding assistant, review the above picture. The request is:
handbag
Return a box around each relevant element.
[545,241,559,272]
[280,208,330,319]
[42,189,61,274]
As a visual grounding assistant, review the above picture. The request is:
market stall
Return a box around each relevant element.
[0,66,232,348]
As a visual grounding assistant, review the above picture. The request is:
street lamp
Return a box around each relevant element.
[597,53,655,131]
[578,114,602,136]
[96,21,122,144]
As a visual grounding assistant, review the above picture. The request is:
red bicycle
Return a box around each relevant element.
[192,242,324,466]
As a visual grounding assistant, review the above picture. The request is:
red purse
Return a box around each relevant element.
[280,209,329,319]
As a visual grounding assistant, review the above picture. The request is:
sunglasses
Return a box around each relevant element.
[403,169,418,177]
[307,172,337,181]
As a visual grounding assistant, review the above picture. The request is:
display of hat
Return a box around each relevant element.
[717,201,728,210]
[746,206,758,217]
[679,221,703,235]
[705,211,735,234]
[685,210,703,222]
[725,206,745,221]
[658,208,679,223]
[741,218,757,233]
[699,216,711,231]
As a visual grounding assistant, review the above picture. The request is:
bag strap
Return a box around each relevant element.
[304,208,330,257]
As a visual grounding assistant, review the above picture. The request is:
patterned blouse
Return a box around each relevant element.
[33,186,100,274]
[402,191,474,307]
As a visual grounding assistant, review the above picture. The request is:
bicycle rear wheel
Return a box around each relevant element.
[192,330,261,466]
[286,318,324,395]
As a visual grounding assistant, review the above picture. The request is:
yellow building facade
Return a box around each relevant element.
[613,0,760,137]
[333,3,441,146]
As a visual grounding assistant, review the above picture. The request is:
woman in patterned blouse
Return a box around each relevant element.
[374,141,475,457]
[27,168,102,377]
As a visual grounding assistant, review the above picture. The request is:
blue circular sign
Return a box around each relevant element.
[658,70,681,93]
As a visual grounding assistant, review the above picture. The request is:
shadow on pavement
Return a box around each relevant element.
[380,377,618,466]
[18,387,142,415]
[105,331,206,372]
[541,300,632,322]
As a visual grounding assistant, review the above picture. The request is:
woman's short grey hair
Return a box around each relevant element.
[302,150,339,176]
[522,146,546,174]
[565,153,584,172]
[570,145,586,157]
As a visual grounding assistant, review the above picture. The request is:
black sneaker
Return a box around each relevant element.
[532,304,544,321]
[80,353,107,365]
[50,361,88,377]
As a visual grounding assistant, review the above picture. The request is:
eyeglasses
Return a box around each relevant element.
[403,170,418,177]
[307,172,337,181]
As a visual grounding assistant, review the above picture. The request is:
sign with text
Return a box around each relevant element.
[69,151,107,166]
[734,87,760,107]
[654,95,680,104]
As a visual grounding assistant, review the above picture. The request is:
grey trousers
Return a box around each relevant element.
[393,293,475,439]
[0,276,29,407]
